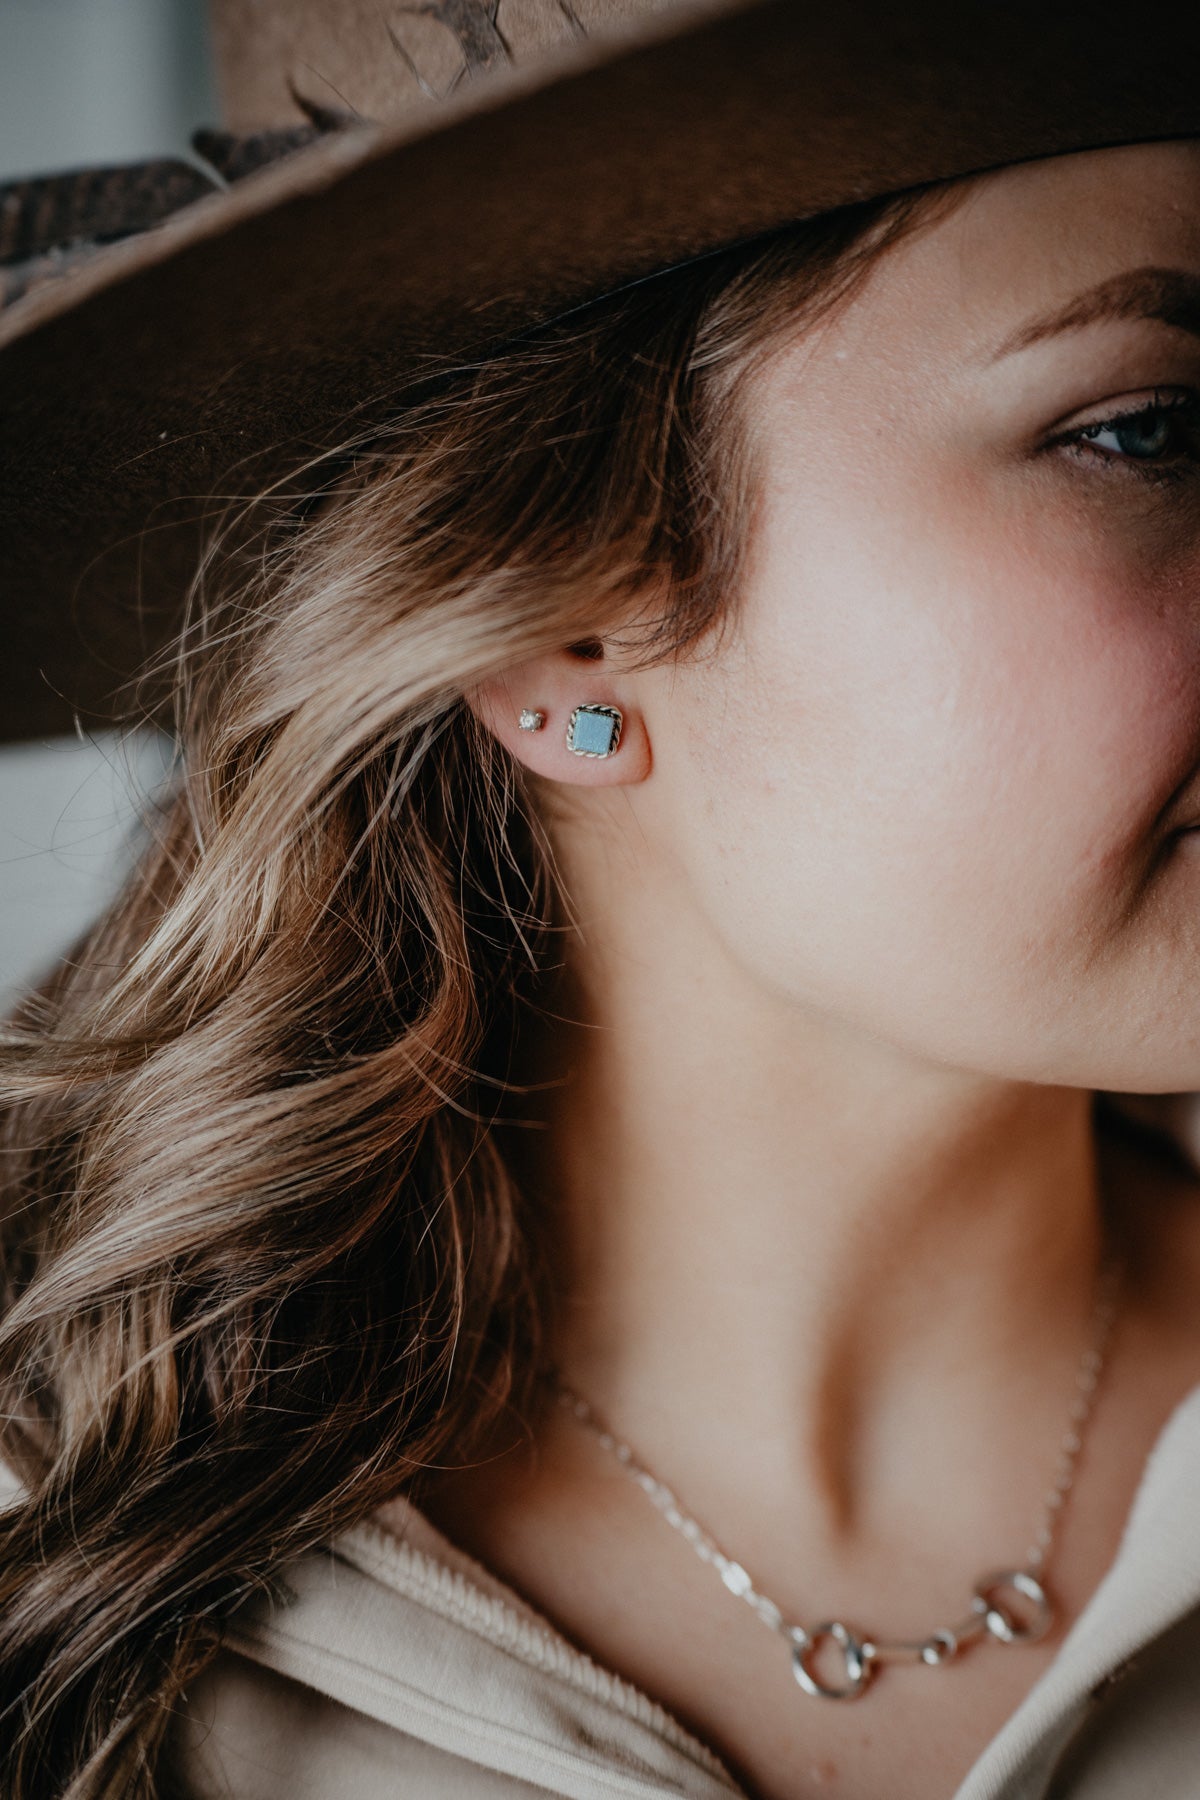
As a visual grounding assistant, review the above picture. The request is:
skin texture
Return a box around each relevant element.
[443,140,1200,1799]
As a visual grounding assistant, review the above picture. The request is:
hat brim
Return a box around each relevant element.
[3,0,1200,741]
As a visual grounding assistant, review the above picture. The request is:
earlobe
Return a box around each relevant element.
[465,670,650,785]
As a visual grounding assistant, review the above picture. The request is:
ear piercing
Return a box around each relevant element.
[516,703,623,758]
[566,703,622,758]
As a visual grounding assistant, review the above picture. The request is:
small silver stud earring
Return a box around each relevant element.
[518,708,546,731]
[566,703,623,758]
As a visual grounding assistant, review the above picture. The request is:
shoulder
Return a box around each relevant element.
[168,1521,743,1800]
[171,1649,495,1800]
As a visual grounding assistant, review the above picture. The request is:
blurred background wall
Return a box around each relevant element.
[0,0,216,1010]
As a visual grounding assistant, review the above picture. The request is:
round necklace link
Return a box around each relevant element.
[554,1247,1125,1701]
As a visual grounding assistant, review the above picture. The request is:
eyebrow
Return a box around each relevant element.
[989,266,1200,360]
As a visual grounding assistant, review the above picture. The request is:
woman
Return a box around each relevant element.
[2,3,1200,1796]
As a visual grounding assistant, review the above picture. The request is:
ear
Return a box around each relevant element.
[464,638,652,786]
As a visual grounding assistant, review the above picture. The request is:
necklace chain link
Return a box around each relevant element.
[554,1248,1125,1700]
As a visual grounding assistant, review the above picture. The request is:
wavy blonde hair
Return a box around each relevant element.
[0,178,964,1798]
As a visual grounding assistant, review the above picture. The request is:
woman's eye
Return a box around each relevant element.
[1054,389,1200,484]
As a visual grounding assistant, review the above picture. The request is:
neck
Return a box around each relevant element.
[506,860,1116,1576]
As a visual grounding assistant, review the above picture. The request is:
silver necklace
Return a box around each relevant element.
[553,1249,1125,1701]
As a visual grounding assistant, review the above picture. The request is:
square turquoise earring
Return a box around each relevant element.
[566,703,623,758]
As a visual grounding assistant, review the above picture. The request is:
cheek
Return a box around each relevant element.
[661,468,1200,1050]
[928,500,1200,924]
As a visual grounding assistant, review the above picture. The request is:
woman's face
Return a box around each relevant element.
[622,138,1200,1090]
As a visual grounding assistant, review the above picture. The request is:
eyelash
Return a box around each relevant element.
[1052,387,1200,487]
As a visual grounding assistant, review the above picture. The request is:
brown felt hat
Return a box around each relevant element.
[3,0,1200,742]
